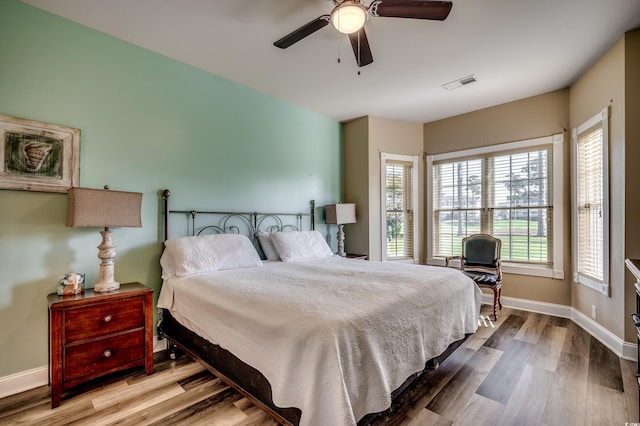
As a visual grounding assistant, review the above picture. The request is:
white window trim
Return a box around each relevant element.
[571,107,610,295]
[426,133,564,279]
[381,152,419,263]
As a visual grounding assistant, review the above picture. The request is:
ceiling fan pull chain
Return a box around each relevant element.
[357,31,361,75]
[337,26,341,64]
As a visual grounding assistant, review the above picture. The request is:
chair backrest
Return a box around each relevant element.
[462,234,501,270]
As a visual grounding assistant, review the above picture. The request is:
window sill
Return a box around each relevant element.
[574,272,608,295]
[503,263,564,280]
[427,258,564,280]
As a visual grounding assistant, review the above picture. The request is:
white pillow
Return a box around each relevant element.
[160,249,176,279]
[258,231,280,261]
[164,234,262,276]
[269,231,334,262]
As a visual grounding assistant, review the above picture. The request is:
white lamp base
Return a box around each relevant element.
[337,224,346,257]
[93,281,120,293]
[94,228,120,293]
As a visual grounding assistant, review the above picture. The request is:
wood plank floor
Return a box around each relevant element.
[1,305,638,425]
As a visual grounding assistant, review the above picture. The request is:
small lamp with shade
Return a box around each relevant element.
[66,185,142,292]
[324,203,356,257]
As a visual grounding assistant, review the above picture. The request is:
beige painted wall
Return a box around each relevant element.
[344,116,424,262]
[624,31,640,342]
[423,90,572,306]
[570,35,626,339]
[344,116,370,257]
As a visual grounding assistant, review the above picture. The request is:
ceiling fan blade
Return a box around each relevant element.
[369,0,452,20]
[273,15,330,49]
[348,28,374,67]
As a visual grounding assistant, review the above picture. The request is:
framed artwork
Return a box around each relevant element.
[0,114,80,193]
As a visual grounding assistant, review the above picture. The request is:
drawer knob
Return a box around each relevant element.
[103,315,112,323]
[103,349,112,358]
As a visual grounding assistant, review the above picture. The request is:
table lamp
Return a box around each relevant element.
[67,185,142,292]
[325,203,356,257]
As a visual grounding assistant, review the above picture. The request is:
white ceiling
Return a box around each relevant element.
[22,0,640,123]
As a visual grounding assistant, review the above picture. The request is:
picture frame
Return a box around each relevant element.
[0,114,80,193]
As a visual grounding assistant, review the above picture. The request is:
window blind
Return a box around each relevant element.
[432,159,482,257]
[386,160,414,259]
[576,125,604,282]
[432,147,553,264]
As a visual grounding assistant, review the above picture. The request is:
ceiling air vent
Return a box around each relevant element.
[442,74,478,90]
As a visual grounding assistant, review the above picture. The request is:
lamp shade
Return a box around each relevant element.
[331,2,367,34]
[325,203,356,225]
[67,187,142,228]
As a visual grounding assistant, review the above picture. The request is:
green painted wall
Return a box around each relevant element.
[0,0,341,377]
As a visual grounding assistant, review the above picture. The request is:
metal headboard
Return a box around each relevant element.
[162,189,315,245]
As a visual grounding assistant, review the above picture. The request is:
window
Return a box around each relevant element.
[572,107,609,295]
[381,153,418,262]
[427,134,564,278]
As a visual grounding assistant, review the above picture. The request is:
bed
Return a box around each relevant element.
[157,190,482,425]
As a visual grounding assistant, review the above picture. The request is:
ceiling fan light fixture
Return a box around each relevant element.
[331,2,367,34]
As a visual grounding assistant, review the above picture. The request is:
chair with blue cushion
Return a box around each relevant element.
[446,234,503,320]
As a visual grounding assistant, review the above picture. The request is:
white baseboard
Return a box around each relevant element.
[154,335,167,353]
[0,336,165,400]
[484,294,573,318]
[483,294,637,361]
[570,306,637,361]
[0,365,49,399]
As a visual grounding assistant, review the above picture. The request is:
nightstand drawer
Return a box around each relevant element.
[64,329,144,382]
[63,297,144,343]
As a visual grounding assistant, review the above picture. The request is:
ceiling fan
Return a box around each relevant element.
[273,0,453,67]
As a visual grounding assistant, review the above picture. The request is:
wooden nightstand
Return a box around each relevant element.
[48,282,153,408]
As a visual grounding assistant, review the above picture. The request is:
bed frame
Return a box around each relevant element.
[158,189,468,425]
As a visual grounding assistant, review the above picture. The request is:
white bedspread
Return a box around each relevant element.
[157,257,481,426]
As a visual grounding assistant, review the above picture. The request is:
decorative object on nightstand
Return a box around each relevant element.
[67,185,142,292]
[48,282,153,408]
[325,203,356,257]
[57,272,85,296]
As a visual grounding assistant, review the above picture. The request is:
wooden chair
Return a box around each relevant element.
[446,234,503,320]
